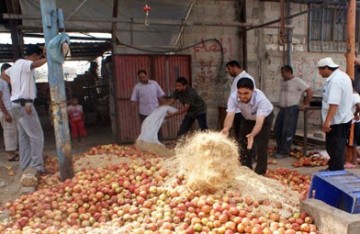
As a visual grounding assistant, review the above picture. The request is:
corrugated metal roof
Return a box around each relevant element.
[0,42,110,62]
[14,0,193,51]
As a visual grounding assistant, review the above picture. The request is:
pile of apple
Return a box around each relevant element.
[291,155,328,168]
[288,149,303,159]
[266,168,311,200]
[39,145,155,190]
[86,144,152,158]
[0,145,319,233]
[287,149,328,168]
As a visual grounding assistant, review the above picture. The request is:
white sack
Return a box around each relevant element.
[137,105,177,145]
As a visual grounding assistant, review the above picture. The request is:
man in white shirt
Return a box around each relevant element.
[273,65,313,158]
[5,45,47,173]
[131,69,165,139]
[0,64,18,161]
[225,60,256,148]
[318,57,353,171]
[221,78,274,175]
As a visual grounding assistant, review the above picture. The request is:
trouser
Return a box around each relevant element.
[233,112,244,142]
[326,121,351,171]
[239,112,274,175]
[273,105,299,155]
[139,114,163,142]
[178,112,208,137]
[70,120,87,139]
[11,103,44,172]
[0,111,17,151]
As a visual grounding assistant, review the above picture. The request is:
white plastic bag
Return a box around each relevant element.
[137,105,177,145]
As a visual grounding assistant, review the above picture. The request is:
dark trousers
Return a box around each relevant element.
[233,112,244,156]
[239,112,274,175]
[326,122,351,171]
[139,114,163,142]
[233,112,244,142]
[274,105,299,155]
[178,112,208,137]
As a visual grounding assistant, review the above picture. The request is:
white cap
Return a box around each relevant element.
[317,57,339,68]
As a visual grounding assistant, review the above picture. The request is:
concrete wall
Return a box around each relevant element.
[247,1,347,101]
[182,0,348,130]
[113,0,349,131]
[181,0,243,129]
[246,1,346,131]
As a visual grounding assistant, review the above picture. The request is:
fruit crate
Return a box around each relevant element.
[308,170,360,214]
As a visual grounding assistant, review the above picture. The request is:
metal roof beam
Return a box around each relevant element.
[3,13,294,28]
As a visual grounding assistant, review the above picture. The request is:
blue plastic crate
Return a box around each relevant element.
[308,170,360,214]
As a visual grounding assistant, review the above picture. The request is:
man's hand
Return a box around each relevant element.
[4,112,12,122]
[355,113,360,121]
[322,121,331,133]
[165,111,173,119]
[246,133,254,149]
[42,46,47,57]
[355,57,360,65]
[299,102,309,111]
[220,128,229,137]
[25,105,32,115]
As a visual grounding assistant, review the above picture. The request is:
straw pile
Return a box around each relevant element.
[173,131,240,193]
[163,131,300,211]
[135,140,174,157]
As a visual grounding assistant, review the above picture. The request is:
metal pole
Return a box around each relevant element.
[174,0,196,46]
[286,1,292,65]
[3,13,295,28]
[346,0,356,80]
[303,108,308,157]
[280,0,286,65]
[40,0,73,180]
[5,0,24,60]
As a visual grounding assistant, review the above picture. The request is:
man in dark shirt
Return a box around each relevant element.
[166,77,208,137]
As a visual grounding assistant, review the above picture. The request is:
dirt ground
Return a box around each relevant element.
[1,124,360,208]
[0,124,117,207]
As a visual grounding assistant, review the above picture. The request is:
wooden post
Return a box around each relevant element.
[5,0,24,60]
[40,0,73,180]
[279,0,286,65]
[346,0,356,80]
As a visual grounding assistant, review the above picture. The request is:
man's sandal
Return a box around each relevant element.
[8,154,19,162]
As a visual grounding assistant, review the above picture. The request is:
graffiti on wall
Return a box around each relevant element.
[189,36,236,128]
[263,53,348,128]
[265,54,347,101]
[191,37,234,90]
[293,56,324,95]
[293,55,346,95]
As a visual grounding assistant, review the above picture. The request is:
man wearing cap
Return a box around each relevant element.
[4,44,47,173]
[317,57,353,171]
